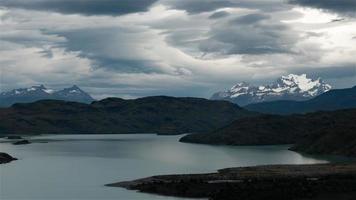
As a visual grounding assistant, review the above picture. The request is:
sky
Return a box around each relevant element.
[0,0,355,99]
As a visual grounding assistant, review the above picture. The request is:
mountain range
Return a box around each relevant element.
[0,96,254,135]
[211,74,332,106]
[0,85,95,107]
[181,84,356,156]
[245,86,356,115]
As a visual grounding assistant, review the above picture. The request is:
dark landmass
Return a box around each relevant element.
[12,140,31,145]
[245,86,356,115]
[0,96,254,135]
[180,109,356,157]
[108,163,356,200]
[290,126,356,157]
[0,152,17,164]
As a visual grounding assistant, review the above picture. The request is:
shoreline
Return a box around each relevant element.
[108,163,356,200]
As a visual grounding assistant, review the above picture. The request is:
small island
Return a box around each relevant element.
[12,139,31,145]
[0,152,17,164]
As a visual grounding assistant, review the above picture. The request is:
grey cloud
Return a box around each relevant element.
[161,11,298,56]
[50,27,163,73]
[229,13,270,24]
[0,30,65,47]
[198,14,298,55]
[288,65,356,89]
[163,0,291,14]
[0,0,158,16]
[209,11,230,19]
[292,65,356,80]
[164,0,236,14]
[289,0,356,17]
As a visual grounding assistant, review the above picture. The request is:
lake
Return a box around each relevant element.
[0,134,336,200]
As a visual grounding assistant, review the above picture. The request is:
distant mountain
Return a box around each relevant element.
[180,109,356,157]
[0,85,95,107]
[0,96,255,135]
[245,86,356,115]
[211,74,331,106]
[52,85,95,103]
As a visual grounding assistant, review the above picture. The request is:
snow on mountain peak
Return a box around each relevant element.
[26,85,55,94]
[277,74,331,96]
[211,74,332,106]
[280,74,321,92]
[60,85,86,95]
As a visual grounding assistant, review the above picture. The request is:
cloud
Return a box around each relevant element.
[198,13,300,55]
[290,65,356,80]
[163,0,292,14]
[0,1,355,99]
[289,0,356,17]
[163,0,236,14]
[50,27,166,74]
[0,0,158,16]
[230,13,270,24]
[209,11,230,19]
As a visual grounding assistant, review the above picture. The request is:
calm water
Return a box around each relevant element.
[0,134,335,200]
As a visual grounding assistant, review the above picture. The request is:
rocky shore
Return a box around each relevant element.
[108,163,356,200]
[0,152,17,164]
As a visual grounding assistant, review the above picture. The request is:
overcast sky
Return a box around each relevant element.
[0,0,355,99]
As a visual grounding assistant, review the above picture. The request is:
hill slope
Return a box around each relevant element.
[0,96,254,135]
[245,86,356,115]
[180,109,356,157]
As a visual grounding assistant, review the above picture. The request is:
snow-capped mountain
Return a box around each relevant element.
[211,74,332,106]
[0,85,95,107]
[53,85,95,103]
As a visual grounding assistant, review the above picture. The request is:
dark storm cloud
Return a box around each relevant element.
[292,65,356,80]
[198,14,298,55]
[0,0,158,16]
[289,0,356,17]
[209,11,230,19]
[229,13,270,24]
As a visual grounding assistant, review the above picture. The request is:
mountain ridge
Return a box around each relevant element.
[211,74,331,106]
[0,85,95,107]
[0,96,255,135]
[245,86,356,115]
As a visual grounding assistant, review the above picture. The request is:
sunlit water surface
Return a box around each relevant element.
[0,134,339,200]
